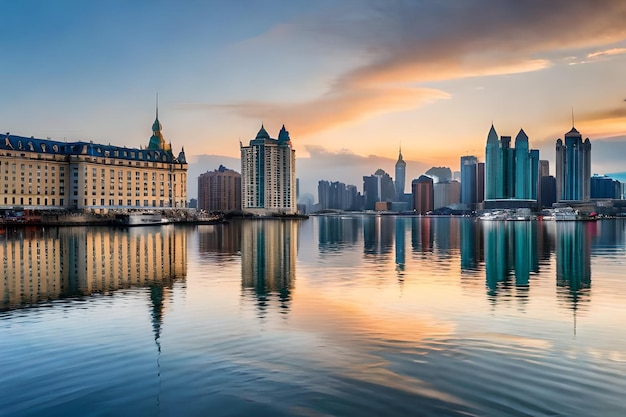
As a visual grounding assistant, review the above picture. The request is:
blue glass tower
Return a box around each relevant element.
[485,124,500,199]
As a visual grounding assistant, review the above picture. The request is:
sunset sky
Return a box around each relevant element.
[2,1,626,196]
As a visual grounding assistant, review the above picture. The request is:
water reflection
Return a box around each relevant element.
[482,221,540,299]
[460,219,482,271]
[556,222,593,310]
[0,226,187,310]
[395,217,406,277]
[364,216,394,256]
[240,220,299,316]
[318,215,360,253]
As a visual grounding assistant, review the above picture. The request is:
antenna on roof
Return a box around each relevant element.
[571,107,575,128]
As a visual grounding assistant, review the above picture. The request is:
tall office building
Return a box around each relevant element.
[197,165,241,212]
[460,156,478,208]
[433,181,461,210]
[537,160,551,209]
[485,124,500,199]
[514,130,530,199]
[555,126,591,202]
[484,124,540,203]
[412,175,433,215]
[363,169,394,210]
[395,146,406,200]
[241,124,296,215]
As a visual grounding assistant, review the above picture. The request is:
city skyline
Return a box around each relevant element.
[2,1,626,183]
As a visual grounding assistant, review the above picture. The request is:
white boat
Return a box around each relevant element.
[115,213,169,226]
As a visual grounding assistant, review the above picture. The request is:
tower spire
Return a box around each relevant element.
[156,92,159,121]
[571,107,574,128]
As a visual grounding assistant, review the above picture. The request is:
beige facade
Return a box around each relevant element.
[0,113,187,211]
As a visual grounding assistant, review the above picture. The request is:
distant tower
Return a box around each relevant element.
[241,124,296,214]
[485,124,500,199]
[395,145,406,200]
[412,175,434,215]
[556,126,592,201]
[197,165,242,212]
[460,156,478,208]
[514,129,530,199]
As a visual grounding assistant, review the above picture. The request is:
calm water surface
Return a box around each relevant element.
[1,217,625,416]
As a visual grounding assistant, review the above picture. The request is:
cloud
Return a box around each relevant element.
[587,48,626,59]
[214,86,449,137]
[197,1,626,138]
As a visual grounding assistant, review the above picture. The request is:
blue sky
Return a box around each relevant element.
[2,1,626,196]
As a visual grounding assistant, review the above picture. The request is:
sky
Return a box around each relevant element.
[2,0,626,198]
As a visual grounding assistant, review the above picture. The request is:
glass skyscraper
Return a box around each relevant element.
[484,124,540,202]
[555,127,591,202]
[394,146,406,201]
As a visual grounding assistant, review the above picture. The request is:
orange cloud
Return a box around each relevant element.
[215,86,450,137]
[191,1,626,141]
[587,48,626,59]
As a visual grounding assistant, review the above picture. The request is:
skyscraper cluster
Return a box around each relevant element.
[485,125,539,202]
[317,180,360,211]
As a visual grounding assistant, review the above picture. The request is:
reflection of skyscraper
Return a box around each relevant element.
[319,216,360,253]
[241,220,298,316]
[197,223,241,256]
[556,222,591,304]
[411,217,433,252]
[483,221,538,297]
[395,217,407,274]
[460,218,481,271]
[363,215,394,256]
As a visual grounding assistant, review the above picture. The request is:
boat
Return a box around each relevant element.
[115,213,169,226]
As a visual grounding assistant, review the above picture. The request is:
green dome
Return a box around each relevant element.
[255,124,270,140]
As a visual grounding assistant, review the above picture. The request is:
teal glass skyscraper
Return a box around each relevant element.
[485,124,500,199]
[555,127,591,201]
[484,124,540,202]
[514,129,529,199]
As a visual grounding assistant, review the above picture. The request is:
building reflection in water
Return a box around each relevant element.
[483,221,538,298]
[197,223,241,256]
[363,215,394,257]
[460,219,483,272]
[555,222,592,311]
[241,220,298,316]
[411,217,433,253]
[395,217,407,277]
[0,226,187,310]
[318,215,360,254]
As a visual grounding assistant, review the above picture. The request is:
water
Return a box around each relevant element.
[1,217,625,416]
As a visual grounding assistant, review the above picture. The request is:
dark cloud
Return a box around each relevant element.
[212,1,626,136]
